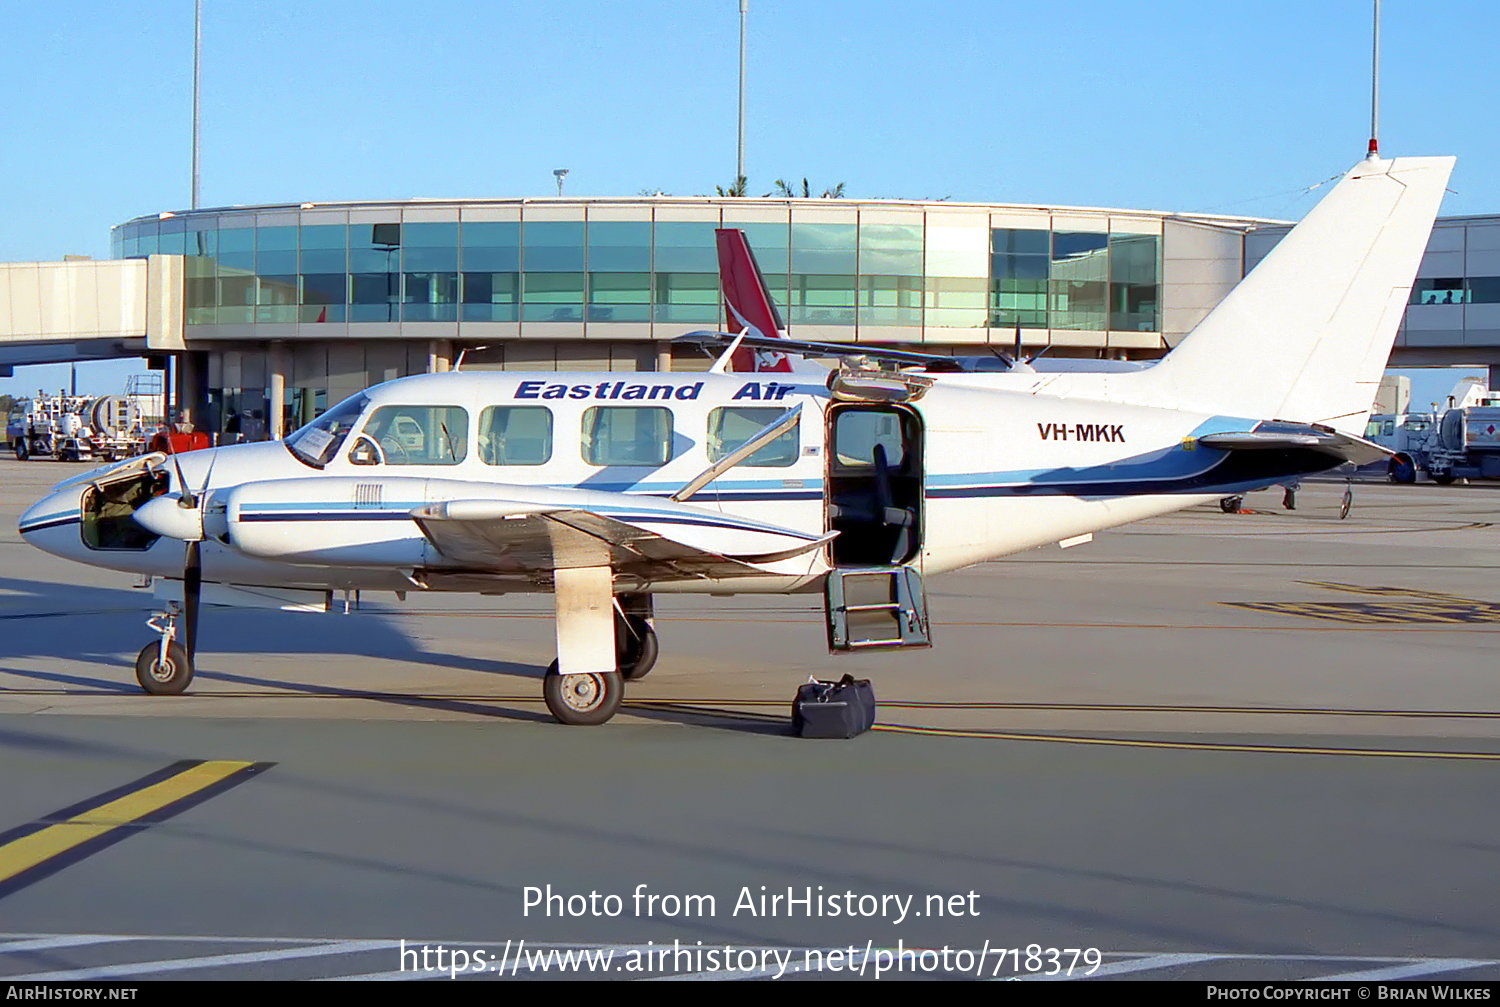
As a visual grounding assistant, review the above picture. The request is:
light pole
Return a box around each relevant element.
[737,1,747,186]
[553,168,569,197]
[1367,0,1381,158]
[192,0,202,209]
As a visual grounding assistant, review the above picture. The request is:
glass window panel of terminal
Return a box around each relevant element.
[400,223,459,272]
[588,271,652,323]
[523,221,585,272]
[653,222,718,273]
[586,221,651,272]
[350,223,402,273]
[461,272,518,322]
[401,271,459,322]
[858,274,923,326]
[1410,277,1468,305]
[653,272,718,324]
[789,273,856,325]
[989,228,1049,329]
[521,272,585,322]
[461,221,520,271]
[790,223,857,276]
[1107,234,1159,331]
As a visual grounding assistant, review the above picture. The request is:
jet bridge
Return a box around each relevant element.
[0,254,183,374]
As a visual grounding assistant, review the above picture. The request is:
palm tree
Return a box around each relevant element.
[715,175,748,197]
[772,178,846,199]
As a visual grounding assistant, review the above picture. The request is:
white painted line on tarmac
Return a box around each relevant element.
[7,939,393,980]
[1311,959,1498,981]
[1014,952,1226,980]
[0,935,131,954]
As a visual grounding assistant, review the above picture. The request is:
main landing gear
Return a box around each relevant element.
[542,599,658,726]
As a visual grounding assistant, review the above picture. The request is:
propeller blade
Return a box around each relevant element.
[182,539,201,661]
[171,453,196,509]
[1014,323,1023,363]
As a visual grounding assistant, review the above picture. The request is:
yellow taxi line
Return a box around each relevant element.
[0,761,260,891]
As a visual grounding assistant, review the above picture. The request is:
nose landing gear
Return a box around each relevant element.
[135,604,194,695]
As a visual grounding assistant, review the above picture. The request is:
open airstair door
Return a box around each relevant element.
[825,566,931,651]
[824,403,931,651]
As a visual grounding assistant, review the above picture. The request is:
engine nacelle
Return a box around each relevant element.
[223,476,434,567]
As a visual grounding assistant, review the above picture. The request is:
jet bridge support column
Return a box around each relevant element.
[174,350,209,435]
[267,340,288,440]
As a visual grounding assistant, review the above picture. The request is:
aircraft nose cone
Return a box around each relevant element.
[17,489,84,558]
[132,495,203,542]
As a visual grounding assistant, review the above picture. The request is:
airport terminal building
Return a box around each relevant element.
[105,197,1273,438]
[4,194,1497,441]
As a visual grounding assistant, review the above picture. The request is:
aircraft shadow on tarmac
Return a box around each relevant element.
[0,574,530,673]
[0,575,786,733]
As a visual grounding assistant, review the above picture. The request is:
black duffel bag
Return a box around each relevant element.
[791,674,876,739]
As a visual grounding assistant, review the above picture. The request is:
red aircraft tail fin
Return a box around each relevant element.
[716,228,793,373]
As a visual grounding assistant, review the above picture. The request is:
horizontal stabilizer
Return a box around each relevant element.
[1198,427,1391,467]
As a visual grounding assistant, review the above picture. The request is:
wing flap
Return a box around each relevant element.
[410,496,831,581]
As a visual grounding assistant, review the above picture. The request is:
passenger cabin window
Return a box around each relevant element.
[285,393,368,468]
[361,405,469,465]
[707,407,798,467]
[582,407,672,466]
[479,406,553,465]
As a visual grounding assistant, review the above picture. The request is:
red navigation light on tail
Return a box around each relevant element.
[716,228,793,373]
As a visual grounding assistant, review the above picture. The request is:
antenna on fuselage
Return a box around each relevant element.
[1366,0,1381,158]
[454,345,490,371]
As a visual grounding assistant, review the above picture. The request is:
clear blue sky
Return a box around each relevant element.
[3,1,1495,402]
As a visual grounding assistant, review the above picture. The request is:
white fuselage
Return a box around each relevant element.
[18,368,1284,597]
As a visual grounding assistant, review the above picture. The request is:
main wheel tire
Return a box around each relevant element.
[1219,496,1244,514]
[1432,472,1457,486]
[135,640,193,695]
[543,663,623,725]
[14,440,27,461]
[1389,455,1416,484]
[617,615,659,682]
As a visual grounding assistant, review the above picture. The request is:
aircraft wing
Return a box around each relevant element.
[409,496,833,582]
[1198,425,1392,466]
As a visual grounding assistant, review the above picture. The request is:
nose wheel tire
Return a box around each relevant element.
[543,662,623,726]
[135,641,193,695]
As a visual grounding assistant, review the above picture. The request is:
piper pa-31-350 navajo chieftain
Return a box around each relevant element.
[19,154,1453,724]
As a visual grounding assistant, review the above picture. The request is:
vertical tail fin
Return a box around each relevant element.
[1147,156,1453,433]
[716,228,794,373]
